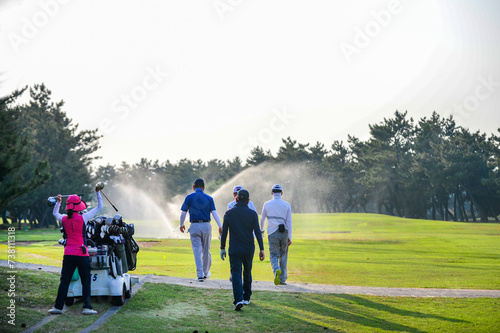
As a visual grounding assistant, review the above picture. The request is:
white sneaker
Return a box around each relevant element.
[82,308,97,315]
[204,272,211,279]
[48,307,62,314]
[196,277,205,282]
[242,300,250,305]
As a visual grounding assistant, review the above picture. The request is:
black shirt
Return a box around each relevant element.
[221,202,264,255]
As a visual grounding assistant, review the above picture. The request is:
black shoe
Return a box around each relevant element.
[234,301,244,311]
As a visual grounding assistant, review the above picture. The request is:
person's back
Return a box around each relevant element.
[227,185,257,212]
[262,194,292,239]
[220,190,265,311]
[180,178,222,282]
[260,184,292,285]
[224,203,259,255]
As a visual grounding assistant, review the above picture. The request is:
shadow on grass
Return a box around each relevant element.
[259,298,425,332]
[259,292,469,332]
[333,294,469,324]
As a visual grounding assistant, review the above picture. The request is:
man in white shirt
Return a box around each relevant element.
[260,184,292,285]
[227,185,257,212]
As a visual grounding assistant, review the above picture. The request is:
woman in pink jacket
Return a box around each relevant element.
[48,185,103,315]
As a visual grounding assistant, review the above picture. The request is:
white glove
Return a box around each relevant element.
[100,225,109,238]
[86,223,95,239]
[58,239,67,246]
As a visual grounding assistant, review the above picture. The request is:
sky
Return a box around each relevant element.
[1,0,499,168]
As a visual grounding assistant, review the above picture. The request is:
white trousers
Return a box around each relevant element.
[189,222,212,278]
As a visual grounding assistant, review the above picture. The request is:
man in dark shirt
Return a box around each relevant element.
[220,189,265,311]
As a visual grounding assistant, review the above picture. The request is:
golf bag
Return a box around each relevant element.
[125,235,139,271]
[85,215,140,272]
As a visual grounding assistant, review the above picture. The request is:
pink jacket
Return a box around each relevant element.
[62,214,88,257]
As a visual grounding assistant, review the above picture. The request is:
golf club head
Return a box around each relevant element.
[95,182,105,191]
[46,197,57,207]
[105,217,113,226]
[113,214,122,225]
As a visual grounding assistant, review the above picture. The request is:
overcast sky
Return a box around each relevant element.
[1,0,499,168]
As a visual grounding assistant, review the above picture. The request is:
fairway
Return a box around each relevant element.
[1,267,499,333]
[1,213,499,289]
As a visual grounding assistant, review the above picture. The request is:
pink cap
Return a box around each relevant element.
[66,195,87,212]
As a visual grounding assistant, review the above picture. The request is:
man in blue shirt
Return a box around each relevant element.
[220,189,265,311]
[180,178,222,282]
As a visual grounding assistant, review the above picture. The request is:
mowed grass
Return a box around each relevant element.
[1,213,500,289]
[2,267,499,333]
[93,283,500,333]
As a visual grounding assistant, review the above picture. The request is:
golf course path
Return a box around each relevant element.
[3,260,500,298]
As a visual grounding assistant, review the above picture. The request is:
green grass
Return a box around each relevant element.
[0,266,58,332]
[2,213,499,289]
[92,283,500,333]
[2,210,500,333]
[0,267,117,333]
[3,268,498,333]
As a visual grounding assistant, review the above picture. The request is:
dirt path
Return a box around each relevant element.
[3,260,500,298]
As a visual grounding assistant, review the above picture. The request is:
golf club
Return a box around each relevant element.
[95,181,119,212]
[46,194,85,207]
[101,190,118,212]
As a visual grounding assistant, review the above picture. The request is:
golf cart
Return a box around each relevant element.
[64,215,140,306]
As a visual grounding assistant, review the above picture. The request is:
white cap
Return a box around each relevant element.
[233,185,244,193]
[272,184,283,192]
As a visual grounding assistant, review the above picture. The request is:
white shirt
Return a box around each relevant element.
[53,192,103,225]
[260,193,292,241]
[227,200,257,212]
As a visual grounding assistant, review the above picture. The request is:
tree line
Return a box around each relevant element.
[1,84,499,229]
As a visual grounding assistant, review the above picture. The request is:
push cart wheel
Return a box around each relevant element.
[113,285,126,306]
[125,285,131,299]
[65,297,74,306]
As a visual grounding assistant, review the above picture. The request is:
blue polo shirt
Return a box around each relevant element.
[181,188,216,222]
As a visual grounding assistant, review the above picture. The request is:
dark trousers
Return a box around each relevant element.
[54,255,92,310]
[229,252,254,304]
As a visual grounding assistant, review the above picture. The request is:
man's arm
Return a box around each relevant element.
[211,210,222,235]
[260,204,267,232]
[179,195,190,233]
[179,211,187,233]
[253,212,265,261]
[253,213,264,251]
[249,201,257,213]
[220,212,230,249]
[286,203,292,245]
